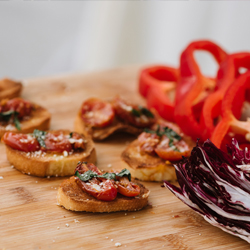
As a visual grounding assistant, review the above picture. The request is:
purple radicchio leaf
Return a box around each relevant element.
[164,139,250,243]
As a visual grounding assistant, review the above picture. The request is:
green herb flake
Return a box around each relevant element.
[13,115,21,131]
[33,129,47,148]
[69,132,73,138]
[131,108,141,117]
[116,168,131,181]
[74,168,132,182]
[140,107,154,118]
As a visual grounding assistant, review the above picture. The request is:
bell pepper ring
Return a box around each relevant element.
[174,40,228,141]
[211,71,250,150]
[200,52,250,141]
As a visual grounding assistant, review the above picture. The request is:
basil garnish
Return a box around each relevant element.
[131,106,155,118]
[75,168,131,182]
[0,110,21,130]
[33,129,46,148]
[144,126,181,152]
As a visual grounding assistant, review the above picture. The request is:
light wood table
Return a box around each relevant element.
[1,66,249,249]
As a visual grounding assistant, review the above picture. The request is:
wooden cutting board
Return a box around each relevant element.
[0,66,249,250]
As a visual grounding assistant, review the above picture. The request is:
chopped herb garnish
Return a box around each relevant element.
[69,132,73,138]
[13,114,21,130]
[116,168,131,181]
[131,106,155,118]
[131,108,141,117]
[75,168,132,182]
[0,110,21,130]
[144,126,182,152]
[140,107,154,118]
[33,129,46,148]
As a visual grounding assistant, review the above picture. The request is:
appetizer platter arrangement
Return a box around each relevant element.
[1,40,250,249]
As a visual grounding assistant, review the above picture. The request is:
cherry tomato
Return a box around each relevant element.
[113,96,156,128]
[44,131,72,153]
[3,98,32,118]
[81,98,115,127]
[75,162,117,201]
[2,132,40,152]
[138,132,160,154]
[116,176,140,197]
[155,135,191,161]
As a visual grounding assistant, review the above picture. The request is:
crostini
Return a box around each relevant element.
[75,96,156,140]
[2,130,96,177]
[0,78,22,100]
[121,122,195,182]
[0,97,50,137]
[57,162,149,212]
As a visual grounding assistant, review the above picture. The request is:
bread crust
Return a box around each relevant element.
[0,78,22,100]
[4,134,96,177]
[75,111,142,141]
[121,139,177,182]
[57,176,149,212]
[0,104,51,138]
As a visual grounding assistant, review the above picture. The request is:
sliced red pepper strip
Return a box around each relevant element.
[174,40,228,141]
[138,65,178,122]
[211,71,250,150]
[200,52,250,141]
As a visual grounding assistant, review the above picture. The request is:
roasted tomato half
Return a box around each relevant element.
[116,176,140,197]
[2,132,40,152]
[113,96,156,128]
[75,162,117,201]
[81,98,115,128]
[155,135,191,161]
[1,98,32,118]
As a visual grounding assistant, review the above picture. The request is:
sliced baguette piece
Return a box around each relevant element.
[0,104,51,138]
[121,139,176,182]
[75,111,142,141]
[0,78,22,100]
[57,176,149,213]
[4,134,96,177]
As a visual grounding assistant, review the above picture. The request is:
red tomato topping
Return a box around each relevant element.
[2,132,40,152]
[2,131,86,154]
[113,96,156,128]
[116,176,140,197]
[155,135,191,161]
[1,98,32,118]
[44,131,72,153]
[138,132,160,154]
[75,162,117,201]
[81,98,115,128]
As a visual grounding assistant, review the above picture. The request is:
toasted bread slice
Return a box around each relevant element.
[0,104,51,138]
[75,112,142,141]
[0,78,22,100]
[121,139,176,182]
[57,176,149,212]
[4,135,96,177]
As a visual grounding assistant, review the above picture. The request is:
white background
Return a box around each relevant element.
[0,1,249,79]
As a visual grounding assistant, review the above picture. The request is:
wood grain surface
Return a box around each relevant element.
[0,66,249,250]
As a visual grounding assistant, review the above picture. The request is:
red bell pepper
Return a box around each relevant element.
[211,71,250,150]
[200,52,250,141]
[139,65,178,98]
[174,40,228,141]
[138,65,178,122]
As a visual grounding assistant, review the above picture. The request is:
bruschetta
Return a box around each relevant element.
[0,97,50,137]
[121,122,195,182]
[2,130,96,177]
[75,96,156,140]
[57,162,149,212]
[0,78,22,100]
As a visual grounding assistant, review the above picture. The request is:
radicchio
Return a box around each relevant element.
[164,138,250,243]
